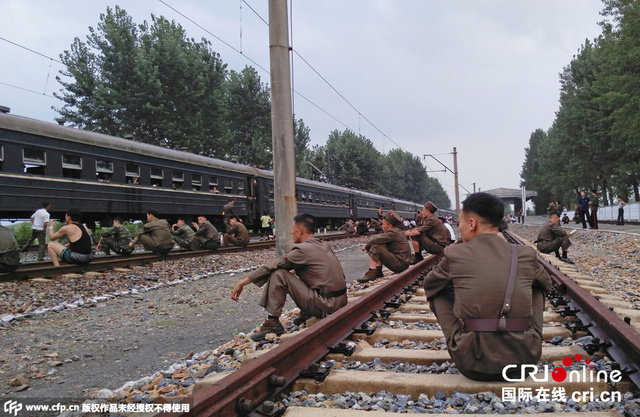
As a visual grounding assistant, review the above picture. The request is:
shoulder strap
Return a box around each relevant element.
[497,243,519,331]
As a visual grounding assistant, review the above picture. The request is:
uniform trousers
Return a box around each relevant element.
[367,244,410,273]
[590,209,598,229]
[139,235,173,255]
[412,235,445,255]
[536,235,571,254]
[429,288,545,381]
[224,235,248,247]
[257,269,347,318]
[0,251,20,273]
[192,238,220,251]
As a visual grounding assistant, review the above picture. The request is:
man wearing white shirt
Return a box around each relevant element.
[20,202,51,261]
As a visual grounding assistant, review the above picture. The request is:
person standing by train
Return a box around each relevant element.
[96,217,133,255]
[230,213,347,341]
[404,201,450,264]
[171,217,195,250]
[47,208,94,266]
[0,225,20,273]
[20,202,51,261]
[222,198,239,227]
[191,215,220,250]
[260,212,272,240]
[129,209,174,255]
[358,210,411,283]
[223,216,250,247]
[424,192,552,381]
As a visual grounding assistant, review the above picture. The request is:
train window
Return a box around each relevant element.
[150,167,163,187]
[23,148,46,175]
[238,181,244,195]
[269,184,274,199]
[192,174,202,191]
[62,154,82,179]
[172,171,184,189]
[96,159,114,182]
[315,194,320,203]
[0,145,3,170]
[224,178,233,193]
[301,191,306,201]
[125,163,140,183]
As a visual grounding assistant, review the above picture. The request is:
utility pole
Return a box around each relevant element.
[453,147,460,219]
[269,0,296,256]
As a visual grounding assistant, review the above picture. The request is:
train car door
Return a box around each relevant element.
[349,194,357,219]
[247,176,257,224]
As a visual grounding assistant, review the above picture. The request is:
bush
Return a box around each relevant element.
[11,222,35,245]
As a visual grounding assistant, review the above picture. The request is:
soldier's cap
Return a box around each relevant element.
[424,201,438,213]
[383,210,402,227]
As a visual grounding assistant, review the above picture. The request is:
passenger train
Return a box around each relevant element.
[0,111,453,229]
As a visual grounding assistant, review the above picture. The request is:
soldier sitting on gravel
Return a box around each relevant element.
[129,209,174,256]
[0,224,20,273]
[171,217,195,250]
[230,213,348,341]
[96,217,133,256]
[358,210,411,283]
[424,192,552,381]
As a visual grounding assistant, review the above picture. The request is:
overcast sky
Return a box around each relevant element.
[1,1,605,208]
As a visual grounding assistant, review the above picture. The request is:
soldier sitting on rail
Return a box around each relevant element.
[129,209,174,256]
[47,208,94,266]
[223,217,250,247]
[191,215,220,251]
[404,201,450,264]
[358,210,411,283]
[0,225,20,273]
[230,213,348,341]
[337,219,355,234]
[367,218,383,232]
[171,217,195,250]
[534,213,575,264]
[424,192,552,381]
[96,217,133,256]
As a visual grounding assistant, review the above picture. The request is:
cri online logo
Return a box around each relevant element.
[503,354,623,383]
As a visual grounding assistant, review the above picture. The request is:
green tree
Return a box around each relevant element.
[223,66,272,167]
[294,118,313,178]
[324,130,384,192]
[55,6,228,155]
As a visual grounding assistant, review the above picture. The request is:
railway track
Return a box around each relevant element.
[156,230,639,416]
[1,232,361,282]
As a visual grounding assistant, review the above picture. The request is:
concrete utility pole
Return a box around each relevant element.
[269,0,297,256]
[453,147,460,219]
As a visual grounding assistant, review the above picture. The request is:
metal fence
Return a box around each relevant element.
[567,201,640,223]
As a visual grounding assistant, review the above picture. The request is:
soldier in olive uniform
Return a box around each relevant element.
[191,216,220,250]
[405,201,450,264]
[223,217,250,247]
[130,210,174,255]
[358,210,412,283]
[338,219,355,234]
[171,217,195,250]
[231,214,347,341]
[0,225,20,273]
[368,218,383,232]
[424,192,552,381]
[97,217,133,255]
[535,213,574,264]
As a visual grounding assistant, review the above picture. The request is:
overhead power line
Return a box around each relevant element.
[0,36,64,65]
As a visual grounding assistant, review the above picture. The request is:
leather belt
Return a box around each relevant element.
[458,317,530,332]
[318,288,346,298]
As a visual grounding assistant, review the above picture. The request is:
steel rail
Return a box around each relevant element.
[158,254,443,417]
[1,232,365,282]
[504,231,640,389]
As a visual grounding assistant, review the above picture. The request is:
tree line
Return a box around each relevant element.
[521,0,640,213]
[54,6,450,210]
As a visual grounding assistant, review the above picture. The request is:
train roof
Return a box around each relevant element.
[0,113,426,209]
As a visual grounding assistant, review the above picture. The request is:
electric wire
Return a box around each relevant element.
[0,36,64,65]
[0,81,56,99]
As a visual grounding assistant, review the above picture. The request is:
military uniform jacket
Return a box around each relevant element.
[536,220,567,251]
[227,222,250,245]
[248,236,346,294]
[364,227,411,262]
[415,215,449,246]
[139,219,174,250]
[424,234,552,375]
[194,221,219,242]
[591,195,600,211]
[172,224,194,241]
[223,203,238,219]
[102,225,133,248]
[0,226,19,267]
